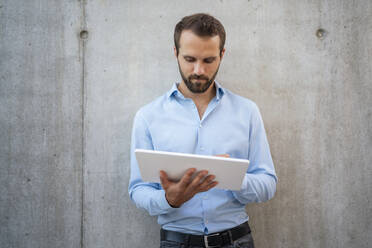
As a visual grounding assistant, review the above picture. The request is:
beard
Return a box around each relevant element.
[177,61,220,94]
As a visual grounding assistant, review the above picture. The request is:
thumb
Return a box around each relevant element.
[215,154,230,158]
[159,170,170,189]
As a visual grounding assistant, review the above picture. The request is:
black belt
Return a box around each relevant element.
[161,221,251,248]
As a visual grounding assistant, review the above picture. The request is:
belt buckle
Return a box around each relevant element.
[204,233,220,248]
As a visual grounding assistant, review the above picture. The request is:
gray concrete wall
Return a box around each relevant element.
[1,0,371,248]
[0,0,83,247]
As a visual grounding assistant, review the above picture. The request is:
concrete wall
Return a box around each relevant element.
[0,0,83,247]
[1,0,371,248]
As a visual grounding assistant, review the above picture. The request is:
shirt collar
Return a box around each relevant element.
[167,81,225,100]
[166,83,180,98]
[214,81,225,101]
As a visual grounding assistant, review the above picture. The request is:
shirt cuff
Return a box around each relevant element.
[157,189,177,211]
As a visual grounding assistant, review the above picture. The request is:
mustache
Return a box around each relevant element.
[189,74,209,80]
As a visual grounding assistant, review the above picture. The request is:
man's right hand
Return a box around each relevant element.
[159,168,218,208]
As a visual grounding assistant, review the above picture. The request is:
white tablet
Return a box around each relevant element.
[135,149,249,190]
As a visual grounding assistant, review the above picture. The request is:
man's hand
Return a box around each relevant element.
[159,168,218,208]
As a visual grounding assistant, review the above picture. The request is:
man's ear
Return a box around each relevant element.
[174,47,178,58]
[220,48,226,60]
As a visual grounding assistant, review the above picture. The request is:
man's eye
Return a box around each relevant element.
[185,58,195,62]
[204,58,215,63]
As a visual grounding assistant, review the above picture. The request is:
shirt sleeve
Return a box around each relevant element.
[128,111,176,216]
[232,103,278,204]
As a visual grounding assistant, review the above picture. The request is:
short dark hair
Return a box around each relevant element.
[174,13,226,56]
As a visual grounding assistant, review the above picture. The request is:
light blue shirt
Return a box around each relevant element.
[129,82,277,235]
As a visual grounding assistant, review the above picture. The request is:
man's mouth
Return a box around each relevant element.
[191,78,207,81]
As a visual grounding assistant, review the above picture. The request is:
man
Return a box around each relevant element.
[129,13,277,248]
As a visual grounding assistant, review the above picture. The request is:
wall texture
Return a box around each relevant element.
[1,0,371,248]
[0,0,83,247]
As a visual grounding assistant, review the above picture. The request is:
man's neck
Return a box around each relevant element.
[178,81,217,120]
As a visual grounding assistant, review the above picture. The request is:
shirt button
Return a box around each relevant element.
[199,124,202,128]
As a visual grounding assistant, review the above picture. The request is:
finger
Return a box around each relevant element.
[159,170,170,189]
[202,174,216,185]
[179,168,197,188]
[215,154,230,158]
[206,181,218,190]
[200,180,218,192]
[188,170,209,190]
[198,174,216,189]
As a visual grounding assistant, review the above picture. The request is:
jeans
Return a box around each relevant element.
[160,232,255,248]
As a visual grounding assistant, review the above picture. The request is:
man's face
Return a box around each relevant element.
[176,30,225,94]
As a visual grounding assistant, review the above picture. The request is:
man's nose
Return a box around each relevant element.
[193,62,205,75]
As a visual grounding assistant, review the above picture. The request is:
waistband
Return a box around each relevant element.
[160,221,251,247]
